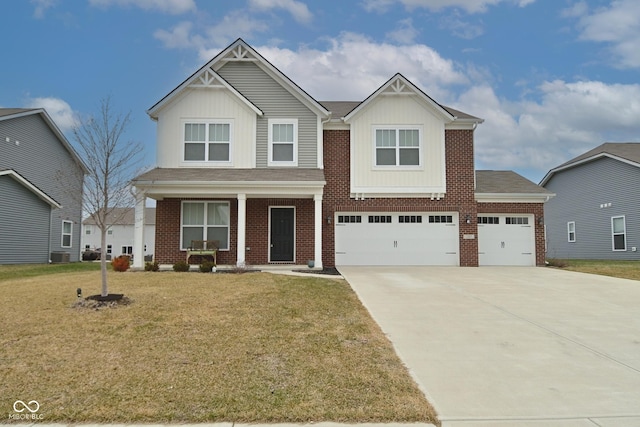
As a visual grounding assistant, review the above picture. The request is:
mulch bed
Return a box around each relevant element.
[72,294,133,310]
[292,267,341,276]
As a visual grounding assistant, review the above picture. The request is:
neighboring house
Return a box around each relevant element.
[0,108,86,264]
[541,142,640,260]
[82,208,156,260]
[131,38,552,269]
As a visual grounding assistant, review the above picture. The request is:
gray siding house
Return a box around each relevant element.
[541,143,640,260]
[0,109,86,264]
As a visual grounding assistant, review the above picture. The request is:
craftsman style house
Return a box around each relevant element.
[131,39,552,269]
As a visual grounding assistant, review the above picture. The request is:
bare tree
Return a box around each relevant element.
[72,97,143,297]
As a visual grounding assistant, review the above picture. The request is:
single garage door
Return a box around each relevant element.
[335,212,459,266]
[477,214,535,266]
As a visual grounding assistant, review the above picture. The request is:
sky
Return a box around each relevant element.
[2,0,640,183]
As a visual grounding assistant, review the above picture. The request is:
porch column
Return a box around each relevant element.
[132,188,145,269]
[314,194,323,269]
[237,193,246,267]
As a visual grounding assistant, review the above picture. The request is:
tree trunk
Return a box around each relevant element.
[100,227,108,297]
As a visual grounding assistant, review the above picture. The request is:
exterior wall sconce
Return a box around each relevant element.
[327,216,332,224]
[538,216,544,225]
[465,214,471,224]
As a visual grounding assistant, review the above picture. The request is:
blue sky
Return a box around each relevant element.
[2,0,640,182]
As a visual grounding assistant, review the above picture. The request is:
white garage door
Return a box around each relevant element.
[335,212,459,266]
[477,214,535,266]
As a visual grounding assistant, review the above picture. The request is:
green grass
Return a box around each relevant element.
[548,258,640,281]
[0,262,101,282]
[0,270,438,424]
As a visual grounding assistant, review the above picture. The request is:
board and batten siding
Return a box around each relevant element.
[0,176,51,263]
[544,157,640,260]
[216,61,318,168]
[156,88,257,168]
[0,113,84,262]
[349,95,447,194]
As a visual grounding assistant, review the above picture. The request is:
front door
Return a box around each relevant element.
[270,207,295,262]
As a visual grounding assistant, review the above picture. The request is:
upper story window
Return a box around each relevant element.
[268,119,297,166]
[184,121,232,163]
[374,127,421,168]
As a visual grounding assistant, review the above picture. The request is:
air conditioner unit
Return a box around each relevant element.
[50,252,70,263]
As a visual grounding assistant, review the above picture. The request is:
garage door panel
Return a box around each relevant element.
[335,212,459,266]
[478,215,535,266]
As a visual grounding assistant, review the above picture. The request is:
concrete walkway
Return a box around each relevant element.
[339,266,640,427]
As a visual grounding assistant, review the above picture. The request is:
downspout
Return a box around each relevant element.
[48,209,54,263]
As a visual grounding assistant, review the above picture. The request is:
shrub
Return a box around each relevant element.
[111,255,130,272]
[144,261,159,272]
[199,260,216,273]
[173,261,190,272]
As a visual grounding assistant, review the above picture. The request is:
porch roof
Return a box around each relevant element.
[132,167,326,200]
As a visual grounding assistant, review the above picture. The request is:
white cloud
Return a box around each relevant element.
[31,0,56,19]
[255,33,468,101]
[248,0,313,24]
[570,0,640,68]
[362,0,535,14]
[25,97,77,132]
[386,18,420,44]
[439,14,484,39]
[460,79,640,178]
[153,21,197,49]
[89,0,196,14]
[155,12,270,58]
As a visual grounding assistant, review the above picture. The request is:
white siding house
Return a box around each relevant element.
[82,208,156,260]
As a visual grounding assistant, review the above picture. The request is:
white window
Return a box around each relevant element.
[567,221,576,242]
[61,221,72,248]
[121,246,133,255]
[612,216,626,251]
[107,229,113,235]
[268,119,297,166]
[181,201,230,250]
[184,121,232,163]
[374,127,421,167]
[107,245,112,254]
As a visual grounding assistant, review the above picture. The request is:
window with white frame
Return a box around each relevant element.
[374,127,421,167]
[181,201,230,250]
[268,119,297,165]
[567,221,576,242]
[611,216,626,251]
[121,246,133,255]
[184,121,231,162]
[61,221,72,248]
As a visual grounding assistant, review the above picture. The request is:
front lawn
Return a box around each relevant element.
[549,259,640,281]
[0,270,437,424]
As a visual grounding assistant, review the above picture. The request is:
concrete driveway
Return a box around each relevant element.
[338,266,640,427]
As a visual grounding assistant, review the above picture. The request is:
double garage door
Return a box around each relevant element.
[335,212,460,266]
[334,212,535,266]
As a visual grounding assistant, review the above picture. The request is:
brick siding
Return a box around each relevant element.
[155,197,314,265]
[322,129,480,267]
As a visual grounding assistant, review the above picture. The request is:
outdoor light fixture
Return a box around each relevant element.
[327,216,332,224]
[538,216,544,225]
[76,288,82,298]
[465,214,471,224]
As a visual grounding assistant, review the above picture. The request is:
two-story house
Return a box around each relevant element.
[82,207,156,260]
[541,142,640,260]
[131,39,552,269]
[0,108,86,264]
